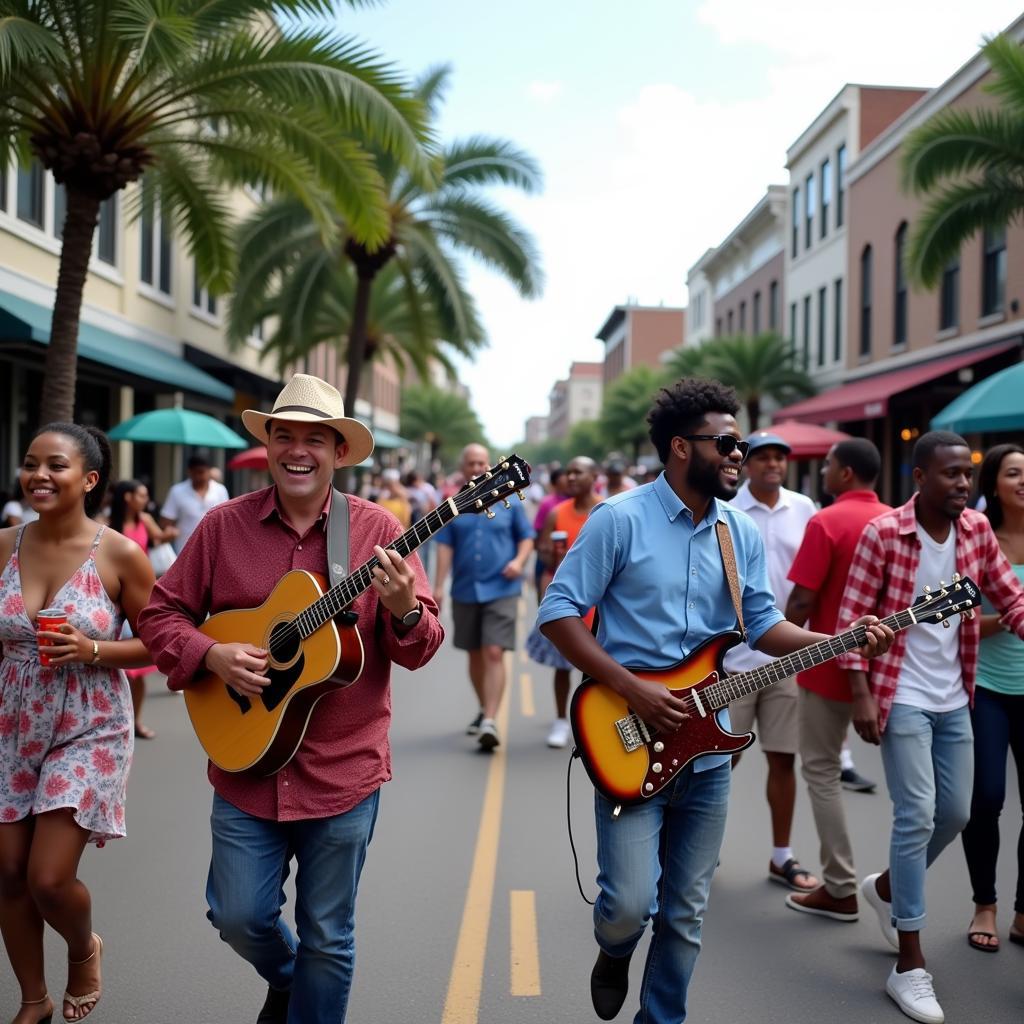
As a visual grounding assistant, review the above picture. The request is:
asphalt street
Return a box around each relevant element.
[2,593,1021,1024]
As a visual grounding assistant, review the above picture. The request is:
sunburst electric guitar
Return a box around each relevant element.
[185,455,532,775]
[570,574,981,806]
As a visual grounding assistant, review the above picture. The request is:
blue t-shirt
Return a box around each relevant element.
[435,500,535,604]
[537,472,784,771]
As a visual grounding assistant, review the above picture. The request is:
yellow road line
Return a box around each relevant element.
[509,890,541,996]
[519,672,535,717]
[440,658,512,1024]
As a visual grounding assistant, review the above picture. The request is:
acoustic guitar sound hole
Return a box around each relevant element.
[262,621,304,713]
[269,621,300,664]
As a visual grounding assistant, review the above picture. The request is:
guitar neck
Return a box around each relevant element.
[708,607,918,709]
[293,500,460,636]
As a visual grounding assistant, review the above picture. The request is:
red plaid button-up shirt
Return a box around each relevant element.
[837,495,1024,731]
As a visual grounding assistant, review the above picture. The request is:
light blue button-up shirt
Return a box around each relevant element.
[536,472,784,770]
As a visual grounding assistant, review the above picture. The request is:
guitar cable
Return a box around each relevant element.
[566,747,596,905]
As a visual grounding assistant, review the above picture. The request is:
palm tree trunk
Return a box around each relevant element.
[338,270,375,492]
[747,397,761,431]
[40,187,102,423]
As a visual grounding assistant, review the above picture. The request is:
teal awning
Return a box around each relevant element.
[0,290,234,402]
[931,360,1024,433]
[373,427,415,449]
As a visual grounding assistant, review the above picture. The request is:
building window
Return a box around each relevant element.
[817,286,827,367]
[802,294,811,370]
[140,183,172,296]
[791,186,800,257]
[739,300,746,334]
[727,309,734,334]
[16,160,44,228]
[97,198,117,265]
[982,225,1006,317]
[820,158,831,239]
[894,222,908,347]
[859,245,872,358]
[0,165,6,211]
[53,182,66,238]
[804,173,814,249]
[939,257,959,331]
[836,144,847,227]
[789,301,796,351]
[715,316,722,338]
[753,291,762,335]
[192,265,217,317]
[769,280,779,331]
[833,278,843,362]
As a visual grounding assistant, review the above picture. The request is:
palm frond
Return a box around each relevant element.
[982,33,1024,120]
[441,136,543,193]
[0,12,63,79]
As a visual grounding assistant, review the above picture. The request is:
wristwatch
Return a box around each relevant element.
[395,602,423,628]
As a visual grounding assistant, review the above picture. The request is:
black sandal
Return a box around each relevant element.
[768,858,817,891]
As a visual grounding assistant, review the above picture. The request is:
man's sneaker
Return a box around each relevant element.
[841,767,877,792]
[478,719,500,751]
[861,873,899,950]
[256,985,290,1024]
[590,949,632,1021]
[466,711,484,736]
[785,884,859,921]
[886,966,944,1023]
[546,718,572,748]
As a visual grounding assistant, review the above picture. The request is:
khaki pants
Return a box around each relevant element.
[799,688,857,898]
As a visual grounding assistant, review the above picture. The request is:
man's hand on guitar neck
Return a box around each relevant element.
[204,642,270,697]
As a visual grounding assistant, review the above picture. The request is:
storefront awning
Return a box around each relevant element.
[773,341,1020,425]
[0,290,234,402]
[373,427,415,449]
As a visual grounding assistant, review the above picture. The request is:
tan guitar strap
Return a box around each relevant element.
[328,488,350,588]
[715,518,747,642]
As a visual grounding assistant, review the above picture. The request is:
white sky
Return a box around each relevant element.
[344,0,1024,448]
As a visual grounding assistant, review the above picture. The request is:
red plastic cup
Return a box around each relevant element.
[36,608,68,666]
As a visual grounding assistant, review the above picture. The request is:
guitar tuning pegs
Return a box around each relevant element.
[964,609,975,620]
[939,580,947,588]
[923,585,932,594]
[942,619,951,629]
[952,572,961,581]
[517,490,527,501]
[485,508,496,520]
[503,499,511,509]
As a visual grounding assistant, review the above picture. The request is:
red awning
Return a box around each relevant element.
[774,341,1020,425]
[769,420,850,459]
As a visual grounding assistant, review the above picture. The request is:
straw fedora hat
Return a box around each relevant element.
[241,374,375,467]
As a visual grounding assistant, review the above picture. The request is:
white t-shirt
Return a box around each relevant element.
[161,478,230,552]
[1,500,38,525]
[895,525,967,712]
[724,483,817,673]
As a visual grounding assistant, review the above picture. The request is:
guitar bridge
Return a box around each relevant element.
[615,714,647,753]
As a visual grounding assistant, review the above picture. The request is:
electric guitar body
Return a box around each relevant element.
[185,570,364,775]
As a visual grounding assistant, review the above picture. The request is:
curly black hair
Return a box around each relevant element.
[647,378,740,464]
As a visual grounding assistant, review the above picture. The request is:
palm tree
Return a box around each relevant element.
[676,334,814,430]
[400,383,484,466]
[902,34,1024,287]
[0,0,428,422]
[599,366,664,464]
[663,344,711,380]
[229,64,543,418]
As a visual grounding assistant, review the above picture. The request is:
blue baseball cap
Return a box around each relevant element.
[745,431,791,455]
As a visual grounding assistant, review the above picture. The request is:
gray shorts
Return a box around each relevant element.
[452,595,519,651]
[728,675,800,754]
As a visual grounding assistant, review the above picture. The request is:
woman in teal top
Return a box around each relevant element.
[963,443,1024,952]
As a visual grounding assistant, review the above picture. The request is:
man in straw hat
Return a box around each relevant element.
[139,374,443,1024]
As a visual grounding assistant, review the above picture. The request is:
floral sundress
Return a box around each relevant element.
[0,525,133,843]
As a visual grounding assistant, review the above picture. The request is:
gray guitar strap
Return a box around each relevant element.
[327,488,350,588]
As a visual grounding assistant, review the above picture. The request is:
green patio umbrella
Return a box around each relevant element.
[931,362,1024,434]
[108,408,248,448]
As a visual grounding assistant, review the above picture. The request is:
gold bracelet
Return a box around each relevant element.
[90,640,100,665]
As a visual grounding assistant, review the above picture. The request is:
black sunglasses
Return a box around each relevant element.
[683,435,751,461]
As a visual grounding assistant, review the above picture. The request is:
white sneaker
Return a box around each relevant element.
[861,873,899,950]
[477,719,500,751]
[546,718,572,748]
[886,966,944,1023]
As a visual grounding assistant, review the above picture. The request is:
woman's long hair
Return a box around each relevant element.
[109,479,144,535]
[978,443,1024,531]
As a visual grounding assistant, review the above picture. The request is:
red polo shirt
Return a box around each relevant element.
[787,490,891,701]
[137,486,443,820]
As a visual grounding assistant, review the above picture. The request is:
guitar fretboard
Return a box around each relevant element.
[706,607,918,709]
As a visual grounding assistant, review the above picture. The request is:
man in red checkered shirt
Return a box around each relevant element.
[837,431,1024,1024]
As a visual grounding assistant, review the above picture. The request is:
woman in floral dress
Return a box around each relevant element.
[0,424,156,1024]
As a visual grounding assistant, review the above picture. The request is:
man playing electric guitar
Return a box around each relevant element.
[138,374,443,1024]
[538,378,893,1024]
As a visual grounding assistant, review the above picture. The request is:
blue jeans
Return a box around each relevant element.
[594,761,730,1024]
[206,790,379,1024]
[880,704,972,931]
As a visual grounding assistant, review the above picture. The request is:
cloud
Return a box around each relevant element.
[527,80,564,103]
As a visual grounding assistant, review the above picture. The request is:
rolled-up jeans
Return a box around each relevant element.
[206,789,379,1024]
[880,703,972,931]
[594,760,730,1024]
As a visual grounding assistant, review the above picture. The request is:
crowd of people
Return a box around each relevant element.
[0,369,1021,1024]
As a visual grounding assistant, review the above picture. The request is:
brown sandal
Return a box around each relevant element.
[62,934,102,1022]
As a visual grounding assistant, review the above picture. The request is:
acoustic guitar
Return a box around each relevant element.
[570,574,981,806]
[185,455,531,774]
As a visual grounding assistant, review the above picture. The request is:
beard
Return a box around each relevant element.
[687,447,738,500]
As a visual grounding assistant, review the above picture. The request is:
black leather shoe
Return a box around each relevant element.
[590,949,632,1020]
[256,985,290,1024]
